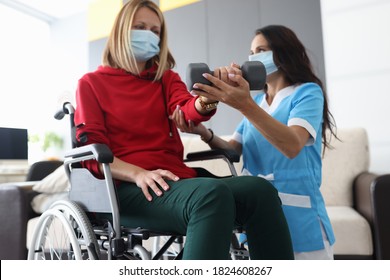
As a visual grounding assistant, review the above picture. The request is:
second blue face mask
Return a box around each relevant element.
[130,30,160,62]
[248,51,278,76]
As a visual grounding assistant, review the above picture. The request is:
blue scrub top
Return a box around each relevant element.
[234,83,335,252]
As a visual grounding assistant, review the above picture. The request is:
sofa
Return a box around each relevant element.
[0,160,63,260]
[0,128,389,259]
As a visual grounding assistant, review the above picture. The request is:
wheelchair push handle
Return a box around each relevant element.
[54,102,78,148]
[54,102,75,120]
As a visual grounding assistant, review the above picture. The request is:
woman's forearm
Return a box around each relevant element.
[199,128,242,154]
[103,156,143,183]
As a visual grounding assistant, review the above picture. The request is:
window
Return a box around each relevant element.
[0,3,51,133]
[0,3,89,162]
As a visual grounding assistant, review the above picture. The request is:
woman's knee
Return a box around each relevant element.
[189,179,236,215]
[245,176,278,195]
[233,176,280,206]
[202,180,235,205]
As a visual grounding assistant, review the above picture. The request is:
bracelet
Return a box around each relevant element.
[201,128,214,143]
[198,97,219,111]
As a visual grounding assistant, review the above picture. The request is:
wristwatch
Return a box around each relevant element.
[198,97,219,111]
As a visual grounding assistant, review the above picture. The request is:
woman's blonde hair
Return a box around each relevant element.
[102,0,175,80]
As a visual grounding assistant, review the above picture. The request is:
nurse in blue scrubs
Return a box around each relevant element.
[173,25,337,259]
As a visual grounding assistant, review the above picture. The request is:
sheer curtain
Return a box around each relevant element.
[0,4,62,162]
[0,4,51,130]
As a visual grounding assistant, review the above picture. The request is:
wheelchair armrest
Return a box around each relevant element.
[64,143,113,163]
[185,149,240,163]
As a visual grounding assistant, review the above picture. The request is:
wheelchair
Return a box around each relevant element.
[27,102,249,260]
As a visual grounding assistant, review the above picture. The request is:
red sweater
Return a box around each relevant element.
[74,65,214,179]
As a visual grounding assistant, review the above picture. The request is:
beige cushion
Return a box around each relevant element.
[327,206,373,255]
[321,128,369,207]
[31,192,69,214]
[32,165,68,193]
[26,217,39,249]
[31,165,69,214]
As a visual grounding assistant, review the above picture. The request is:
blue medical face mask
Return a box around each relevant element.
[248,50,278,75]
[130,30,160,62]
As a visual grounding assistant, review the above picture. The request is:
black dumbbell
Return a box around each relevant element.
[186,61,266,91]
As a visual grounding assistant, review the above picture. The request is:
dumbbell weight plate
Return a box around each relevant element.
[186,63,212,91]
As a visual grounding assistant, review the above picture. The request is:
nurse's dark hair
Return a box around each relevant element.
[255,25,337,152]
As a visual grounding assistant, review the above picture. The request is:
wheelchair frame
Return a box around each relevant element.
[28,102,249,260]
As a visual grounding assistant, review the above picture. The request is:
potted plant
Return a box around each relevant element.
[29,131,64,160]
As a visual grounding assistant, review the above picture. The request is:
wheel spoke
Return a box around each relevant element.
[28,201,99,260]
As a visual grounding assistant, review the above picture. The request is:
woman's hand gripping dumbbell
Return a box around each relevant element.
[184,61,266,112]
[186,61,266,91]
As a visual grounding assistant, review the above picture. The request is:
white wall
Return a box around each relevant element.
[321,0,390,174]
[164,0,325,136]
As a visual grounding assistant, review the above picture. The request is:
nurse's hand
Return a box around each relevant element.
[191,71,252,111]
[213,62,242,87]
[170,105,207,135]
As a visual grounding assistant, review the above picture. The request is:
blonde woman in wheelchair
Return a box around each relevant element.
[73,0,293,260]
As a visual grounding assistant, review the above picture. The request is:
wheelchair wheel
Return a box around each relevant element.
[28,200,99,260]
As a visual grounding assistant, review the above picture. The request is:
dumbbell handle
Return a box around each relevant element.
[186,61,266,91]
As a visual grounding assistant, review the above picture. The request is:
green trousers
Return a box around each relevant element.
[115,175,293,260]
